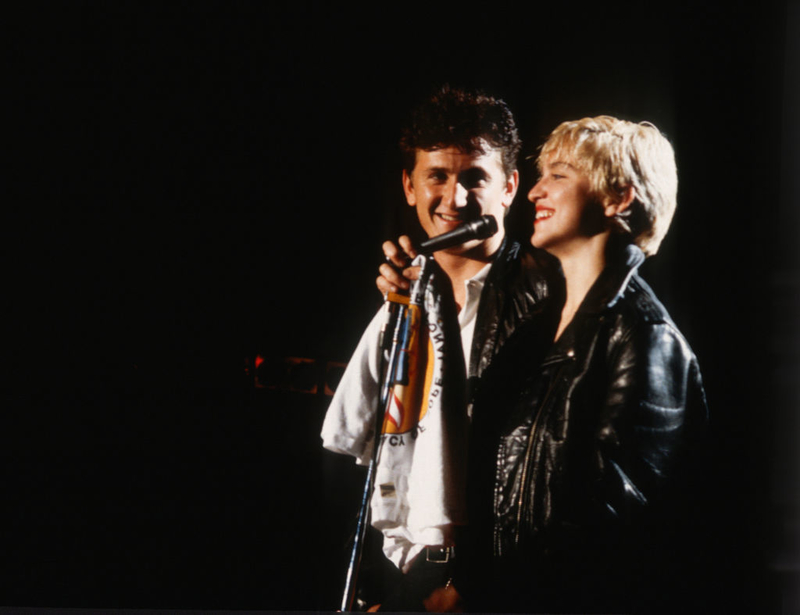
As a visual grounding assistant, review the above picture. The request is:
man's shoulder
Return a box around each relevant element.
[494,239,555,268]
[490,240,561,295]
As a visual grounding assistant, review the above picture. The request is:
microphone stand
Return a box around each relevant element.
[340,257,431,612]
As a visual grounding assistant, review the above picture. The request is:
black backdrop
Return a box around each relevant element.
[5,1,799,612]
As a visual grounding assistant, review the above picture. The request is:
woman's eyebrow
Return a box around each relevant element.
[549,161,578,171]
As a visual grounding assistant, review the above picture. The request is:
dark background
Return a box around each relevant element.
[5,1,799,611]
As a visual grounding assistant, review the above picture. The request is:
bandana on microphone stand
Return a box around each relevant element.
[370,256,469,571]
[321,255,469,572]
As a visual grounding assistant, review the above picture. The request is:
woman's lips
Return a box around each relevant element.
[534,207,554,223]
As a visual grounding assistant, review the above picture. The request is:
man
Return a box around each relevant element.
[321,86,559,611]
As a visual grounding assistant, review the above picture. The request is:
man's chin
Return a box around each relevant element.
[440,238,501,260]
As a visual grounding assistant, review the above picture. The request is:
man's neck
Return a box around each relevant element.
[433,249,496,311]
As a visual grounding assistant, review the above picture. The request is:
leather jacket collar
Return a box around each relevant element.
[578,243,645,315]
[543,243,645,365]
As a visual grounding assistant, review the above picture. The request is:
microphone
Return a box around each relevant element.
[417,215,498,254]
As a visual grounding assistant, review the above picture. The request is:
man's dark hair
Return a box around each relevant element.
[399,85,521,178]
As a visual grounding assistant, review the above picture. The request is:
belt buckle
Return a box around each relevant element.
[426,546,451,563]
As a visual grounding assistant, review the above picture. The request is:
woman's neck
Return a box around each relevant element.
[552,235,609,341]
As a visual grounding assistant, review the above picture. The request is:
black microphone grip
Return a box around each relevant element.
[417,215,498,254]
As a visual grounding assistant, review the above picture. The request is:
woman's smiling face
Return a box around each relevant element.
[527,156,605,258]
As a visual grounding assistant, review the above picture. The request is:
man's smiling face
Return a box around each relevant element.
[403,144,517,259]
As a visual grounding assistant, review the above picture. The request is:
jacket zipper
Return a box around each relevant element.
[513,361,569,546]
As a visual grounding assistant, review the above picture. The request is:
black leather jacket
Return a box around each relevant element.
[355,238,560,611]
[466,244,708,612]
[468,238,560,397]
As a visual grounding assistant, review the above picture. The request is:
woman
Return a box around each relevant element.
[473,116,708,613]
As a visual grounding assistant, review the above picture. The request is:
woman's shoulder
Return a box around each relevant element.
[606,274,700,366]
[604,274,709,429]
[615,274,674,325]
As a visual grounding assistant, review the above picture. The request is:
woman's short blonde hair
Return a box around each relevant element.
[537,116,678,256]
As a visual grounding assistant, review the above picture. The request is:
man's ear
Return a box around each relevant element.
[502,169,520,208]
[402,169,416,206]
[603,186,635,217]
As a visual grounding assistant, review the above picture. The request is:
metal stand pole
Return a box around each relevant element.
[339,258,430,612]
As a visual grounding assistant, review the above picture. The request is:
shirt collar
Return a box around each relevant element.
[458,262,492,326]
